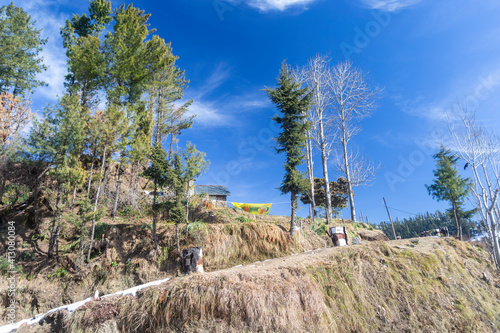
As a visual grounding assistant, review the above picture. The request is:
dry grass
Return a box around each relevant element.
[25,237,500,333]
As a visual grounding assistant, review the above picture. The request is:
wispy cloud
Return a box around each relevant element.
[22,0,74,101]
[184,64,270,127]
[228,0,317,12]
[188,100,233,126]
[359,0,423,12]
[394,68,500,123]
[395,96,448,121]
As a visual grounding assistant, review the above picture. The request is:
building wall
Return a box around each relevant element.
[210,195,227,206]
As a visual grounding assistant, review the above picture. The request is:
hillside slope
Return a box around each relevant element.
[2,202,375,326]
[14,237,500,333]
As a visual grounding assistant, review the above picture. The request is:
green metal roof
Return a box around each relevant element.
[194,185,231,196]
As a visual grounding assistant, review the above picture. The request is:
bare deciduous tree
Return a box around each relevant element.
[445,104,500,271]
[295,55,336,223]
[0,92,31,148]
[336,147,378,188]
[0,92,32,204]
[329,61,381,222]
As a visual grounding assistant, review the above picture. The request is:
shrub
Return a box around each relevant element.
[236,216,252,223]
[49,267,68,279]
[0,257,21,275]
[188,221,208,244]
[94,222,111,239]
[311,220,328,236]
[3,184,30,205]
[19,251,34,261]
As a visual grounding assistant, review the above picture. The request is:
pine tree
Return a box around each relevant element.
[60,0,111,108]
[183,142,209,235]
[103,4,177,216]
[426,147,472,240]
[143,142,170,252]
[266,61,312,237]
[29,94,87,259]
[0,3,47,96]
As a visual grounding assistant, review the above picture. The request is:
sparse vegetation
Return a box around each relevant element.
[39,238,500,333]
[235,215,252,223]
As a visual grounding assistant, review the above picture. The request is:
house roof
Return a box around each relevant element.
[194,185,231,196]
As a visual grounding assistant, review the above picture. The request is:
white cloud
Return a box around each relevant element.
[182,63,270,127]
[196,63,233,97]
[187,100,234,127]
[394,68,500,124]
[360,0,423,12]
[230,0,316,12]
[21,0,73,101]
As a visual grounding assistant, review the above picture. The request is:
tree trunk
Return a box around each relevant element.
[32,166,50,234]
[33,187,40,233]
[452,202,462,241]
[185,183,190,237]
[342,134,356,222]
[87,159,95,197]
[491,224,500,272]
[102,163,110,197]
[319,120,332,224]
[487,207,500,272]
[48,184,62,258]
[306,134,316,219]
[290,190,297,238]
[55,225,60,262]
[132,160,140,195]
[72,186,77,208]
[87,146,107,263]
[111,164,124,217]
[152,179,159,252]
[0,175,6,205]
[169,133,176,162]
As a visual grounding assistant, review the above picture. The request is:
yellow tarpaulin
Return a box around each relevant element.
[232,203,272,215]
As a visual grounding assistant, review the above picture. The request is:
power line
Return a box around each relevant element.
[386,206,419,216]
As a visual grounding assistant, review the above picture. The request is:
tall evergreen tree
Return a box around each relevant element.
[103,4,176,216]
[0,2,47,96]
[29,95,87,259]
[426,147,472,240]
[60,0,111,108]
[143,142,171,252]
[266,61,312,237]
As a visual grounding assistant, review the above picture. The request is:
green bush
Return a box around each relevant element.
[49,267,68,279]
[236,216,252,223]
[3,184,30,205]
[141,223,153,231]
[94,222,111,239]
[19,251,34,261]
[0,257,21,275]
[311,220,328,236]
[188,221,208,243]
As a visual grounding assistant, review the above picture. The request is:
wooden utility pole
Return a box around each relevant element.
[383,197,397,240]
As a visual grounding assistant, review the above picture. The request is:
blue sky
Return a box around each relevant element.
[15,0,500,224]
